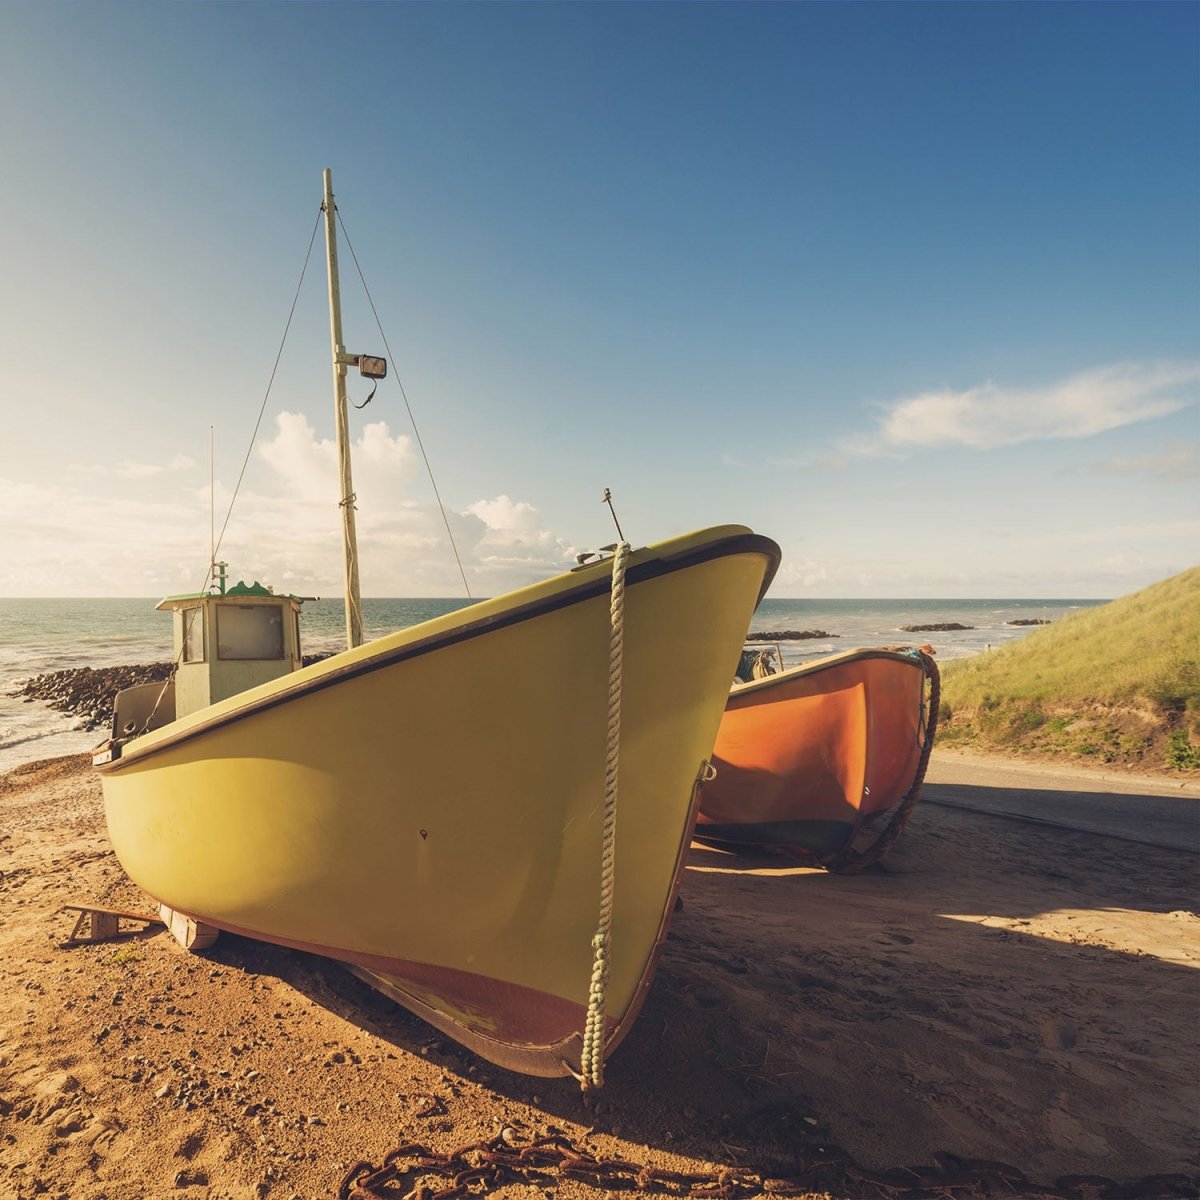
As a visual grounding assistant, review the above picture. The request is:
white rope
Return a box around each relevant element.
[579,540,630,1090]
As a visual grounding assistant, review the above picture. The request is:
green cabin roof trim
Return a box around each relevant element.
[156,581,305,609]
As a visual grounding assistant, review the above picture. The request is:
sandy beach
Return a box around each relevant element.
[1,751,1196,1200]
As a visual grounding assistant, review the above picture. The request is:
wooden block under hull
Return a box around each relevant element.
[158,904,220,951]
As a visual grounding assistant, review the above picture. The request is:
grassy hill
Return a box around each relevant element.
[938,566,1200,772]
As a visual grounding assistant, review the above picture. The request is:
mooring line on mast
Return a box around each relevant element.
[211,207,324,576]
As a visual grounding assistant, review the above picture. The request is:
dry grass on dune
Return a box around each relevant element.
[938,566,1200,771]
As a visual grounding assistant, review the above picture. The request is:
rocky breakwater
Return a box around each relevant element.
[900,622,974,633]
[11,655,337,735]
[9,664,174,733]
[746,630,838,641]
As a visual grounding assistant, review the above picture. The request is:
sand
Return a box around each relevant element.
[1,753,1196,1200]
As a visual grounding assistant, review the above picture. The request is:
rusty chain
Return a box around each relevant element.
[336,1128,1197,1200]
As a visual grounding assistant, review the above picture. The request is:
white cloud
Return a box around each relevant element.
[0,412,577,597]
[1092,441,1198,482]
[0,476,210,595]
[257,410,341,495]
[844,361,1199,456]
[460,495,576,592]
[237,415,575,593]
[70,453,198,479]
[467,495,541,532]
[117,462,169,478]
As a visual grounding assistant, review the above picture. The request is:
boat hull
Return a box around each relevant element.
[696,648,937,867]
[97,527,778,1076]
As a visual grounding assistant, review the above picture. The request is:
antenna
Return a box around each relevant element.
[601,487,625,542]
[210,426,215,586]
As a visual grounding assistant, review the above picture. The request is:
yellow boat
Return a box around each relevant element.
[91,171,781,1080]
[696,647,939,872]
[96,528,777,1077]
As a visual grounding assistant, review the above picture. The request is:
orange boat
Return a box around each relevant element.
[695,647,939,872]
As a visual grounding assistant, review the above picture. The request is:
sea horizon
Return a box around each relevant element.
[0,593,1116,601]
[0,594,1107,773]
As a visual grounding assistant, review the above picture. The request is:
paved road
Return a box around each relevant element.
[923,750,1200,853]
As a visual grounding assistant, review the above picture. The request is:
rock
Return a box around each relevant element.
[8,663,172,731]
[899,622,975,632]
[746,630,838,641]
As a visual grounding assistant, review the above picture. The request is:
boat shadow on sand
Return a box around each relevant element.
[198,788,1198,1192]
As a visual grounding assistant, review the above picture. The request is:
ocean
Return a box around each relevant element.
[0,594,1105,774]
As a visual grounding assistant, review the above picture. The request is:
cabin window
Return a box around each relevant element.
[217,605,285,661]
[182,606,205,663]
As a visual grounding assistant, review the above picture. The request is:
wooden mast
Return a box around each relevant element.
[322,168,364,650]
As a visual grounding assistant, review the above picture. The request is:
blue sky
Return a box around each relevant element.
[0,1,1196,598]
